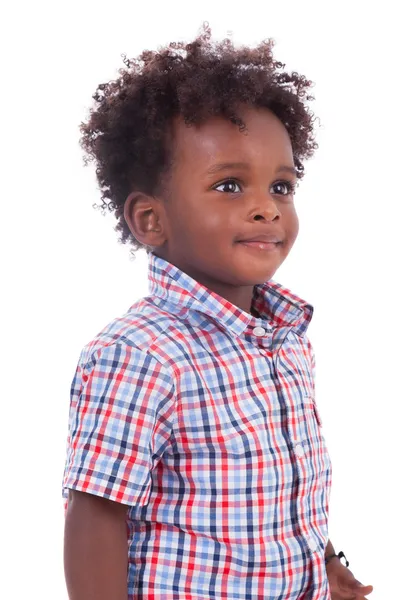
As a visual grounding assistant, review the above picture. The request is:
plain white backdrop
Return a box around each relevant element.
[1,1,398,598]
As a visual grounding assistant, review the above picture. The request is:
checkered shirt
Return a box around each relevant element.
[63,252,333,600]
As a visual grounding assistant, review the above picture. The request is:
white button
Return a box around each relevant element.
[295,443,304,458]
[253,326,266,336]
[307,536,318,552]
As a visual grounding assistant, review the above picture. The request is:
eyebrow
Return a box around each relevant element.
[206,162,297,177]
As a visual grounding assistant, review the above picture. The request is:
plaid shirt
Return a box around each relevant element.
[63,253,332,600]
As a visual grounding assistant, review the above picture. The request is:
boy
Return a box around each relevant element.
[63,24,373,600]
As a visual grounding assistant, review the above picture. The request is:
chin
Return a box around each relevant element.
[235,270,277,286]
[242,263,281,284]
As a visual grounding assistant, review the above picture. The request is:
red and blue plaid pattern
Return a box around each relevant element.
[63,252,332,599]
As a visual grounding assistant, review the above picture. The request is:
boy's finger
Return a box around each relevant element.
[354,583,374,595]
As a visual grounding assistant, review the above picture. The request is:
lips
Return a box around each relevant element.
[237,234,283,244]
[236,233,284,252]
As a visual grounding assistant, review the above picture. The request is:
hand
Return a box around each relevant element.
[326,557,374,599]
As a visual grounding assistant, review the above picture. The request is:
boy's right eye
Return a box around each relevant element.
[213,179,242,193]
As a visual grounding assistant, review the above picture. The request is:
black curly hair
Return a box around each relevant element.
[80,23,318,254]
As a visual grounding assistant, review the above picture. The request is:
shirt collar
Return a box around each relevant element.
[147,252,313,337]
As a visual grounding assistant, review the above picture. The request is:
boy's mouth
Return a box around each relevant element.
[239,241,281,250]
[236,233,283,251]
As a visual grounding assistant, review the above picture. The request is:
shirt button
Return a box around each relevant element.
[307,536,318,552]
[253,326,266,336]
[295,443,304,458]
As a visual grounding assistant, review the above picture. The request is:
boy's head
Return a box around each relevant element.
[81,24,318,305]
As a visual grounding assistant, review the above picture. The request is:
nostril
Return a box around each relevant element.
[252,213,279,221]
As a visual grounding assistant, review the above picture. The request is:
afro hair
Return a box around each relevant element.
[80,23,318,254]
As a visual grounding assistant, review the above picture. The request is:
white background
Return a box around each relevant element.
[1,1,398,598]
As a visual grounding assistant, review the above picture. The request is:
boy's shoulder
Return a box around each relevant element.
[78,294,200,368]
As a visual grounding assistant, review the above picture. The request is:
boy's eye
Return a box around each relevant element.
[213,179,297,196]
[214,179,241,193]
[271,180,297,195]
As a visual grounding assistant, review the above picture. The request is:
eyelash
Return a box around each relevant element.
[213,178,298,196]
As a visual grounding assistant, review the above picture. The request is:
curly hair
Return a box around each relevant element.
[80,22,319,254]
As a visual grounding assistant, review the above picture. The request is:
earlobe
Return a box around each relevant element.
[123,191,166,248]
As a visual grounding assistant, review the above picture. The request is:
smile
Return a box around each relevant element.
[238,241,282,251]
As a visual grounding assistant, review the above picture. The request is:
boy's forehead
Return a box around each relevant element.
[171,108,294,172]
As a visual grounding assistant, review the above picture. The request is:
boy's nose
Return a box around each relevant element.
[249,195,281,222]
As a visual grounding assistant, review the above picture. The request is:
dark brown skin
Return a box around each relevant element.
[64,490,129,599]
[64,107,374,596]
[124,106,299,314]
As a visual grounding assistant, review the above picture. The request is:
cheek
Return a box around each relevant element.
[280,207,299,252]
[183,204,230,236]
[202,210,235,233]
[286,206,299,238]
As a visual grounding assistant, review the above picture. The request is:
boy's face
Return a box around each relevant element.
[144,107,299,311]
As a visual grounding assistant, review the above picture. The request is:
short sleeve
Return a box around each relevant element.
[62,343,177,507]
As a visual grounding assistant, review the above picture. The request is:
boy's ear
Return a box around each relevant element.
[123,191,167,248]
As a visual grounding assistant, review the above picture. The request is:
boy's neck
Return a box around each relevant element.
[195,278,255,315]
[153,253,257,315]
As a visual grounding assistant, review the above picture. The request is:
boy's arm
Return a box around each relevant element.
[64,490,129,600]
[63,344,177,598]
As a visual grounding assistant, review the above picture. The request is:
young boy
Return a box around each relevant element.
[63,25,373,600]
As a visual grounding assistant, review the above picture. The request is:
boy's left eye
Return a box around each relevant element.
[271,180,297,195]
